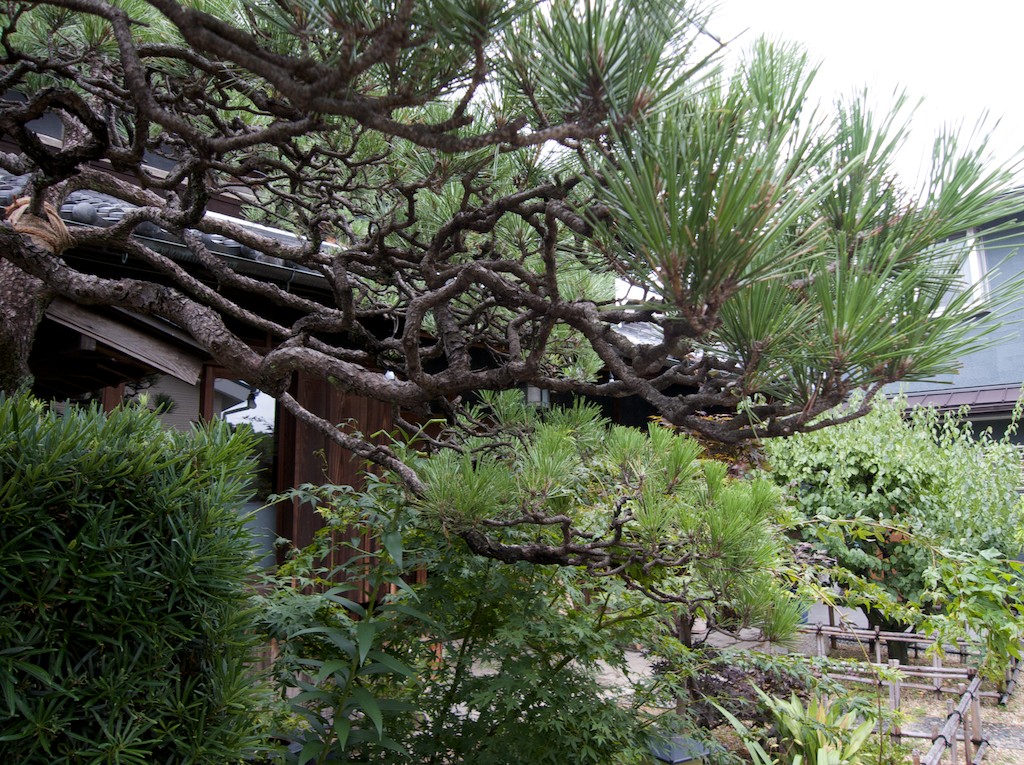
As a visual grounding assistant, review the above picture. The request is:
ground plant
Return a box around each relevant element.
[717,690,875,765]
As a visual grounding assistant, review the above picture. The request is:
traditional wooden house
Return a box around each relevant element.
[897,207,1024,441]
[2,168,400,567]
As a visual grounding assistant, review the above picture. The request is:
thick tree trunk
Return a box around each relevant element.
[865,608,911,664]
[0,258,53,394]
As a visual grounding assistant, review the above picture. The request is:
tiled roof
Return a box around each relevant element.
[4,171,679,353]
[613,321,663,345]
[0,172,28,206]
[902,384,1024,415]
[3,174,716,371]
[0,172,325,289]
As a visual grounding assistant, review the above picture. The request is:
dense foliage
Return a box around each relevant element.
[765,397,1024,666]
[416,392,805,615]
[0,394,266,764]
[255,398,818,763]
[258,479,656,765]
[766,398,1022,600]
[2,0,1022,500]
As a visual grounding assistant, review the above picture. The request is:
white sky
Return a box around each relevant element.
[707,0,1024,186]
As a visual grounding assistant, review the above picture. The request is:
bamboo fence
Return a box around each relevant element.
[795,618,1023,764]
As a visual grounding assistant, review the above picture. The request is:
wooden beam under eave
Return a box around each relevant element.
[45,297,203,385]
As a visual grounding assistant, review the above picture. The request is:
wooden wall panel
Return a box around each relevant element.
[275,372,394,567]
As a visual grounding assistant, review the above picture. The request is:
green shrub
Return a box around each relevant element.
[0,394,265,764]
[717,689,875,765]
[258,478,657,765]
[764,396,1024,668]
[760,690,874,765]
[765,397,1023,602]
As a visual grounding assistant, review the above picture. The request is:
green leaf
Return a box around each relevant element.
[297,739,326,765]
[364,649,418,679]
[349,686,384,739]
[381,529,403,568]
[332,717,352,752]
[292,626,357,657]
[315,659,353,684]
[355,620,376,664]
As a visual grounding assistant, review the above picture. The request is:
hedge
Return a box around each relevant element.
[0,394,265,764]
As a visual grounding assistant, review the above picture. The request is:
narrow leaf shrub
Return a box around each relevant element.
[0,394,265,764]
[259,479,656,765]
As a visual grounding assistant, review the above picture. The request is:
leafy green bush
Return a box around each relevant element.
[0,394,266,764]
[760,690,874,765]
[717,689,875,765]
[764,396,1024,665]
[417,393,808,728]
[766,398,1022,594]
[389,542,652,765]
[257,396,817,762]
[417,392,805,649]
[256,480,430,764]
[258,478,655,765]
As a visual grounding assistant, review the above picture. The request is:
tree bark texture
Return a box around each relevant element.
[0,259,53,393]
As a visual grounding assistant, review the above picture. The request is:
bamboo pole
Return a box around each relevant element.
[889,659,902,738]
[929,723,941,765]
[970,691,983,749]
[795,623,990,655]
[947,699,958,765]
[958,684,972,765]
[920,676,983,765]
[1000,657,1020,705]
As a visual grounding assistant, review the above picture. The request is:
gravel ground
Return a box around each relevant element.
[900,685,1024,764]
[598,609,1024,763]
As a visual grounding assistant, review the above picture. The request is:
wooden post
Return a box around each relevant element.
[816,626,826,657]
[100,382,126,412]
[912,751,921,765]
[828,604,837,650]
[934,653,944,695]
[962,719,972,765]
[957,684,972,765]
[947,700,957,765]
[971,692,983,749]
[875,625,883,664]
[889,659,902,737]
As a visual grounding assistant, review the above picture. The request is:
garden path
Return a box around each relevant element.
[595,606,1024,763]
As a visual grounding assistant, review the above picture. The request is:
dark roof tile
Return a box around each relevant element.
[903,384,1023,414]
